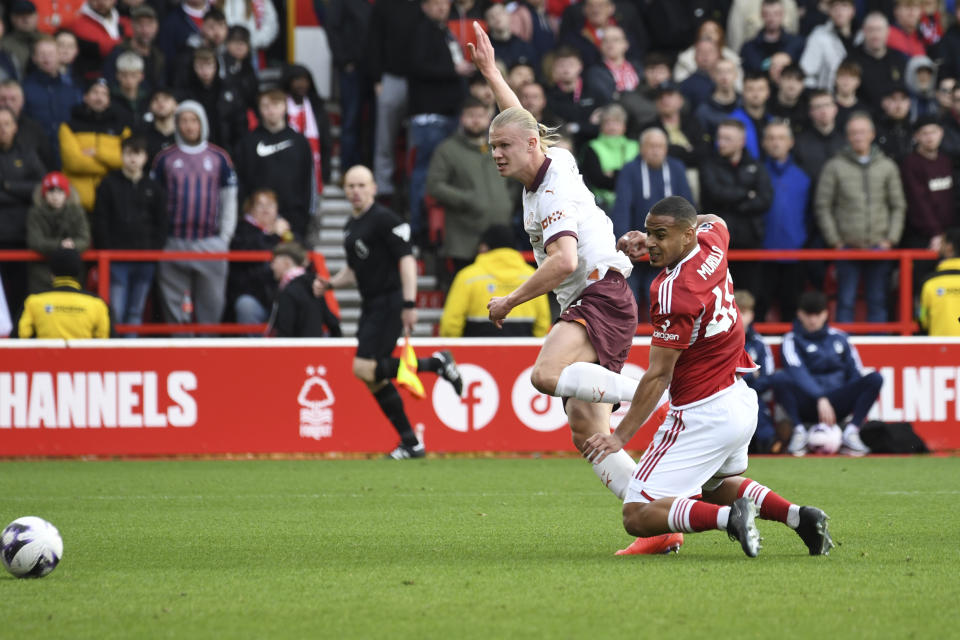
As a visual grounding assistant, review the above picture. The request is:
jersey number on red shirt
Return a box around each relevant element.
[704,273,738,339]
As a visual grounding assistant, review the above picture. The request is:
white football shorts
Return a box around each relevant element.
[624,378,759,504]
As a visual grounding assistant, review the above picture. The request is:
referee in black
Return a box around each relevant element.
[315,165,463,459]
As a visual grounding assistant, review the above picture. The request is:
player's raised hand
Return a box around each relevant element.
[617,230,649,261]
[467,21,497,76]
[582,431,625,465]
[487,295,512,329]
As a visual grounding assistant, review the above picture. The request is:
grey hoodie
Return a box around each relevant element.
[904,55,937,99]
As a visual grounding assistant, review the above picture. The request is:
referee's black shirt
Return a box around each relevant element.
[344,203,413,300]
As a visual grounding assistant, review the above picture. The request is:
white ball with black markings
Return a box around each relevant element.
[807,423,842,455]
[1,516,63,578]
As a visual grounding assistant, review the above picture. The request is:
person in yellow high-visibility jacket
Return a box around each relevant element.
[18,248,110,339]
[919,228,960,337]
[440,224,551,337]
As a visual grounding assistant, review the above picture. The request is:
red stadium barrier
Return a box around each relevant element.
[0,247,940,335]
[0,338,957,457]
[0,249,339,335]
[518,248,938,336]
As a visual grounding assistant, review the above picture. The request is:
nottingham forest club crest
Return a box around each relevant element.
[298,366,335,440]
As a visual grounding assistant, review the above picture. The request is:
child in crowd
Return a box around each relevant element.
[834,60,866,132]
[93,136,166,332]
[25,171,90,293]
[111,51,149,125]
[222,25,258,110]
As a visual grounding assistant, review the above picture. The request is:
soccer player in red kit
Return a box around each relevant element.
[583,196,834,557]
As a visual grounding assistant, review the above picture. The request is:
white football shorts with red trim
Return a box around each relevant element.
[624,378,758,504]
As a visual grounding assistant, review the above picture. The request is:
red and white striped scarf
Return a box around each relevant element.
[604,59,639,92]
[279,266,306,290]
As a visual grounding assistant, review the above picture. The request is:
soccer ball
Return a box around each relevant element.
[806,423,842,455]
[1,517,63,578]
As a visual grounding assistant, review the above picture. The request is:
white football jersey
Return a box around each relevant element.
[522,147,632,311]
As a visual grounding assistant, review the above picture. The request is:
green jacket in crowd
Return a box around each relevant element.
[426,131,516,261]
[814,145,906,249]
[25,185,91,293]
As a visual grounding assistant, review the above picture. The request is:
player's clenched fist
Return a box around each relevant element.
[617,230,649,262]
[487,295,512,328]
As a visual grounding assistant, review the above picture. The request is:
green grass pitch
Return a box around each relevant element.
[0,456,956,639]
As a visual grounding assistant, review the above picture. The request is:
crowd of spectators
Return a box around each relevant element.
[0,0,336,336]
[346,0,960,334]
[1,0,959,337]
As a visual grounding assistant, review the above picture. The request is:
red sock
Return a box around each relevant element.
[669,497,724,532]
[738,478,793,524]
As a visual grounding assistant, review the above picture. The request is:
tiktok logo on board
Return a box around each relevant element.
[511,365,567,432]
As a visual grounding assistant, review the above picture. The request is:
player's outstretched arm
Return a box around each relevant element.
[467,21,522,112]
[582,345,681,463]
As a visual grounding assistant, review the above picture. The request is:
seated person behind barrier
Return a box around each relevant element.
[18,248,110,339]
[734,289,777,453]
[919,227,960,337]
[267,242,341,338]
[772,291,881,457]
[227,188,293,326]
[439,225,551,338]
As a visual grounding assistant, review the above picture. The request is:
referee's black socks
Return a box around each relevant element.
[374,356,442,381]
[373,383,419,447]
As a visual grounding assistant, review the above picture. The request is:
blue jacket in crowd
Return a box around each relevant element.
[609,156,692,238]
[763,154,810,249]
[729,108,770,160]
[22,71,83,157]
[740,31,805,73]
[781,319,864,398]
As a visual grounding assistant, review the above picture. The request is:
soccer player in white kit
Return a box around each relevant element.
[469,23,680,555]
[583,196,835,557]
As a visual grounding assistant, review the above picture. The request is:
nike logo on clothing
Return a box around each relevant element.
[256,140,294,157]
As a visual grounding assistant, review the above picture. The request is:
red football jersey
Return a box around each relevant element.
[648,222,758,407]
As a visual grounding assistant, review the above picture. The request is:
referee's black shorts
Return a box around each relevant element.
[356,291,404,360]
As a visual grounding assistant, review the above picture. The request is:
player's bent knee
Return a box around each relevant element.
[865,371,883,390]
[530,365,558,396]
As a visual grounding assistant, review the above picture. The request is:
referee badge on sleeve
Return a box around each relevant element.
[392,223,411,242]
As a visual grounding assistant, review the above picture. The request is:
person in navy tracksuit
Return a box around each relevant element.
[772,291,883,457]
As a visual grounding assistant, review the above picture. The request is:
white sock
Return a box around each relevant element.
[716,506,730,530]
[787,504,801,529]
[591,448,636,500]
[555,362,639,404]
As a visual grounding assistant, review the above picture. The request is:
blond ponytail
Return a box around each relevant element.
[491,106,558,152]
